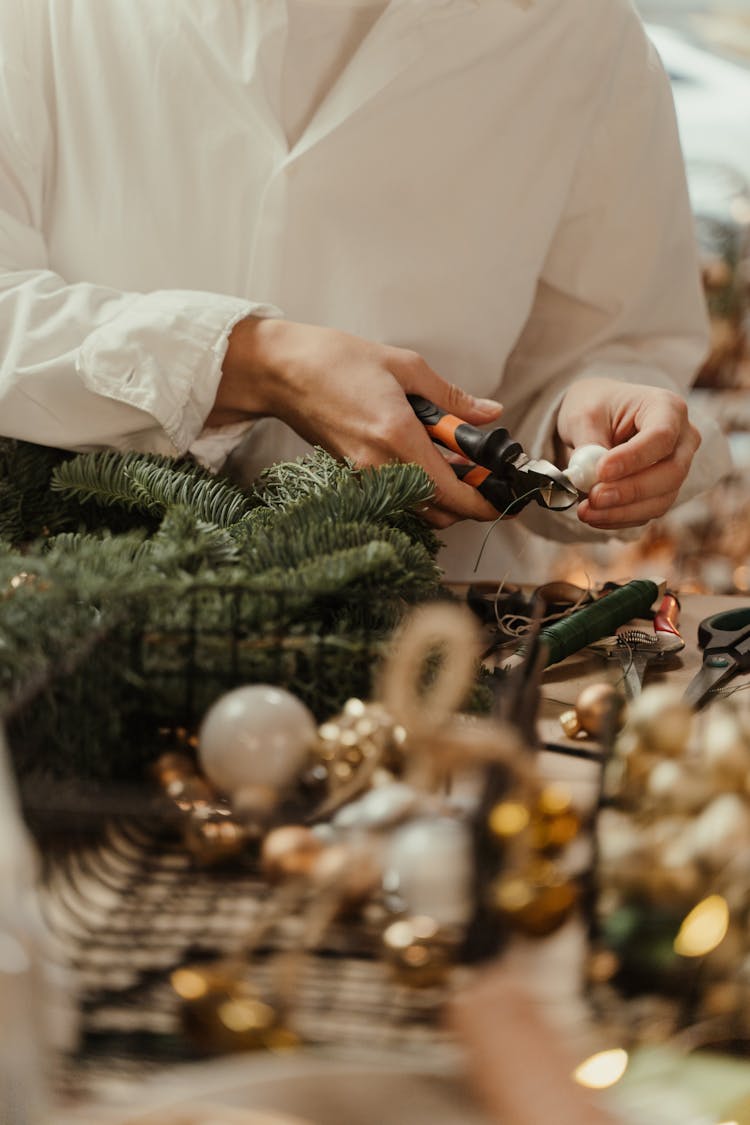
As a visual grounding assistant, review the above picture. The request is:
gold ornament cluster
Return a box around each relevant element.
[590,683,750,1045]
[148,604,583,1055]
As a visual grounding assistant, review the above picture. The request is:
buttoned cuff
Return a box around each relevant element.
[76,290,281,456]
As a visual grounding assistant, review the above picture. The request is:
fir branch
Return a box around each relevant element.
[127,460,251,526]
[51,450,172,512]
[52,451,252,527]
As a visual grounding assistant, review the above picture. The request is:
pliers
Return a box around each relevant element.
[408,394,580,516]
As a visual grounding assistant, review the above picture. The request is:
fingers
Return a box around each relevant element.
[388,347,503,425]
[596,394,692,482]
[243,324,506,525]
[421,443,501,523]
[383,346,505,522]
[580,424,700,530]
[557,378,702,531]
[361,401,500,523]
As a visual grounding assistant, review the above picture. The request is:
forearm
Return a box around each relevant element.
[0,266,273,453]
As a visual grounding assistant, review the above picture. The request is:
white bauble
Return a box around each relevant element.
[565,444,609,493]
[385,816,473,927]
[687,793,750,867]
[333,782,418,831]
[198,685,317,795]
[699,707,749,787]
[647,760,705,812]
[598,809,645,866]
[626,685,694,756]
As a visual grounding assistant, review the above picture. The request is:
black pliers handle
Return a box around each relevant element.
[408,394,579,515]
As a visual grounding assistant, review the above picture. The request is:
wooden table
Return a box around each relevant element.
[536,593,745,754]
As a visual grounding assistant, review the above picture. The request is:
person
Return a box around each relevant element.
[0,0,731,580]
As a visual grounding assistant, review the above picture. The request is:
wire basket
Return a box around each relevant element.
[2,581,397,793]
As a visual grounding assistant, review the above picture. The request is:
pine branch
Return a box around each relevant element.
[52,451,253,527]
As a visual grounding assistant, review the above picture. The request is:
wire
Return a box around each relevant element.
[472,486,543,572]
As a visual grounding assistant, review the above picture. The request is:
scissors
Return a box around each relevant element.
[408,394,580,516]
[683,607,750,710]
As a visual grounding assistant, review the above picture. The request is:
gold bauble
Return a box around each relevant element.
[261,825,324,881]
[492,861,578,937]
[382,915,455,988]
[314,699,405,789]
[183,811,246,865]
[166,775,215,813]
[311,843,381,906]
[171,966,286,1054]
[574,683,625,738]
[150,751,196,786]
[530,784,581,852]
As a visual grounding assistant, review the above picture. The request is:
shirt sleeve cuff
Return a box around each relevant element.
[76,290,281,455]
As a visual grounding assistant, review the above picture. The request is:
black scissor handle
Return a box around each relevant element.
[698,607,750,665]
[407,394,522,472]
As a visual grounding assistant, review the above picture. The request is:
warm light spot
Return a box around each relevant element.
[730,196,750,225]
[404,945,430,968]
[494,876,534,913]
[488,801,530,838]
[537,784,572,816]
[218,998,275,1033]
[674,895,729,958]
[384,920,414,950]
[410,915,439,940]
[733,565,750,592]
[170,968,209,1000]
[573,1048,628,1090]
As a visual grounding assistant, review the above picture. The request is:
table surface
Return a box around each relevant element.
[535,592,746,753]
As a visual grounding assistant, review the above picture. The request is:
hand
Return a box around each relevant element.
[211,317,504,527]
[556,377,701,530]
[448,963,620,1125]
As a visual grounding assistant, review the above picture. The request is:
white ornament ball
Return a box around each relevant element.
[700,707,749,786]
[597,809,645,867]
[565,444,609,493]
[687,793,750,867]
[198,684,317,796]
[647,760,705,812]
[385,816,473,927]
[626,685,694,756]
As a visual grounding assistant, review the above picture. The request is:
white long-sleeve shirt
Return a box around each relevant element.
[0,0,731,579]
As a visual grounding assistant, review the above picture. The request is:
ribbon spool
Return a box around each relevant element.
[376,603,530,791]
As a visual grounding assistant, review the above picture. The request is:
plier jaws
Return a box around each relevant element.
[408,394,580,515]
[510,456,580,511]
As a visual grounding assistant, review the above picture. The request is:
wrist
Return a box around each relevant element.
[208,315,289,426]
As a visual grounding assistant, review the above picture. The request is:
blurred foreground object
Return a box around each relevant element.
[590,685,750,1047]
[449,964,619,1125]
[0,727,51,1124]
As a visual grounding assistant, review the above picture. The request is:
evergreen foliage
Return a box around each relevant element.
[0,440,446,782]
